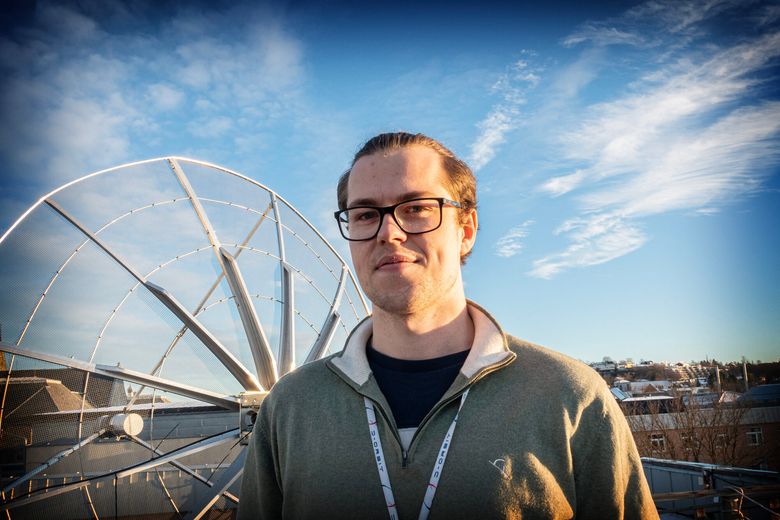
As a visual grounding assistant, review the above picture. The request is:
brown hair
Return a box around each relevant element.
[337,132,478,262]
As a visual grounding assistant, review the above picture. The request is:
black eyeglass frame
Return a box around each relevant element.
[333,197,462,241]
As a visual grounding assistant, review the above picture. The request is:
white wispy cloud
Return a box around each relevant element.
[0,2,306,191]
[469,57,540,171]
[624,0,745,34]
[542,31,780,197]
[562,25,644,48]
[563,0,746,48]
[583,102,780,217]
[530,3,780,278]
[529,213,646,279]
[495,220,534,258]
[757,4,780,26]
[470,109,517,171]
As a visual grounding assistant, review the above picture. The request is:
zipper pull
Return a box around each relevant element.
[402,450,408,468]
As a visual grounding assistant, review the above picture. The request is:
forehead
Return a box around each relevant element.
[347,145,450,205]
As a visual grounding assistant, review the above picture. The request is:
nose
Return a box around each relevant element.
[376,212,407,242]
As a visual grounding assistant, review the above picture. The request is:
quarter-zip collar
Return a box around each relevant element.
[327,300,516,395]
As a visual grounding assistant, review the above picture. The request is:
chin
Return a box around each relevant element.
[371,294,413,313]
[366,287,418,315]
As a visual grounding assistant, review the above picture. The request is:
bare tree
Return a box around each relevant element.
[623,397,753,467]
[669,395,705,463]
[696,400,749,467]
[624,400,679,459]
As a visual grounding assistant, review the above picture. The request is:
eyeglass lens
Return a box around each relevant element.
[341,199,442,240]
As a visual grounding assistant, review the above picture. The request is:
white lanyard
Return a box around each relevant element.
[364,389,470,520]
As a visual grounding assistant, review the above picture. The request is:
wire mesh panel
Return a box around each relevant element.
[0,157,368,519]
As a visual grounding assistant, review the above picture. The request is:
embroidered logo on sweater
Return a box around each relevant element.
[490,458,511,479]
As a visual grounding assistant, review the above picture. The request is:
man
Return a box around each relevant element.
[239,132,659,519]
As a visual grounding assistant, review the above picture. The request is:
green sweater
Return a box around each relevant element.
[239,302,659,519]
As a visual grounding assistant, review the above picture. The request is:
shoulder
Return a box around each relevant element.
[503,335,611,408]
[507,336,602,384]
[263,354,341,404]
[262,355,348,415]
[498,336,630,443]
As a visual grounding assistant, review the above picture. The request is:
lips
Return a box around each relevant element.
[375,253,418,270]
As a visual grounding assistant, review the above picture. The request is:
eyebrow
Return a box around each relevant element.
[347,191,441,207]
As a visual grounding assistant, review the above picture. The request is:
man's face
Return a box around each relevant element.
[346,145,476,315]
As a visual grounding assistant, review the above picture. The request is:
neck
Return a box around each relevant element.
[371,299,474,360]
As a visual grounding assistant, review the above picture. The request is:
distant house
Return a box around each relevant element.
[619,395,676,415]
[614,378,631,392]
[624,379,673,395]
[623,384,780,471]
[589,361,617,373]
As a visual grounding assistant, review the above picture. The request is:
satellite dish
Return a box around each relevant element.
[0,158,368,518]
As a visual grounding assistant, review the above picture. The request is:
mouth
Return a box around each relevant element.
[375,253,418,270]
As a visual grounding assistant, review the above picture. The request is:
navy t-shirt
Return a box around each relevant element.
[366,341,470,429]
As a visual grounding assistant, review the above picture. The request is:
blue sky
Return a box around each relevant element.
[1,0,778,365]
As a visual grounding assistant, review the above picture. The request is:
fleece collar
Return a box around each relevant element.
[328,300,514,386]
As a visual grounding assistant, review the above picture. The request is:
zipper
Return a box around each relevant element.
[406,354,516,458]
[364,395,408,467]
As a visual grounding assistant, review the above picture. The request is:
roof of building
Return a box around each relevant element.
[621,395,674,402]
[2,378,93,416]
[739,384,780,403]
[610,387,631,400]
[642,457,779,477]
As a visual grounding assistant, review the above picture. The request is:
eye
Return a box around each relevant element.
[350,209,379,223]
[400,202,436,216]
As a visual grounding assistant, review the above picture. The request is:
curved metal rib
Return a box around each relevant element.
[306,265,348,363]
[272,194,295,376]
[0,342,240,410]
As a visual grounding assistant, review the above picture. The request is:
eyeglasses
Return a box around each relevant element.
[334,197,462,241]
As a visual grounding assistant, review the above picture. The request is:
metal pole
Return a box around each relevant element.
[715,364,722,394]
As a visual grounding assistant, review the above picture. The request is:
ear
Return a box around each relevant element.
[460,208,478,257]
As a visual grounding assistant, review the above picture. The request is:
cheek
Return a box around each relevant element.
[350,243,371,272]
[428,236,460,266]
